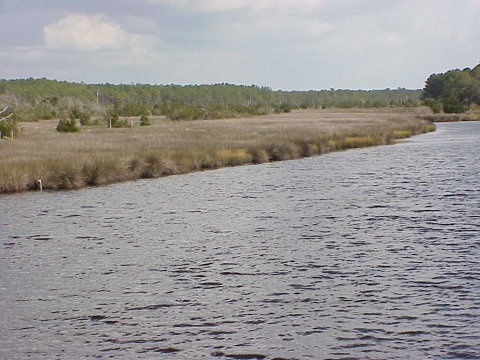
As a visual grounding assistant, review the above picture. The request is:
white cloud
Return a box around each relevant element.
[41,13,159,68]
[44,14,128,52]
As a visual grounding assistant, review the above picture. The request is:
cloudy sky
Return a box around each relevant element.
[1,0,479,90]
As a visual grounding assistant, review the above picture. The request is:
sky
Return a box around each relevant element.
[0,0,479,90]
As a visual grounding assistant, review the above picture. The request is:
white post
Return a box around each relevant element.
[38,179,43,191]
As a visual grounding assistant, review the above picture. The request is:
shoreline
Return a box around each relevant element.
[419,113,480,123]
[0,108,435,195]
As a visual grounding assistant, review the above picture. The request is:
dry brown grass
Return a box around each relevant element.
[0,108,433,194]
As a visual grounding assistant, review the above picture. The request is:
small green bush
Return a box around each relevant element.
[140,114,151,126]
[104,111,129,128]
[78,113,91,126]
[273,103,292,113]
[68,108,91,126]
[56,118,80,132]
[299,101,309,109]
[443,96,466,114]
[0,119,18,139]
[424,98,442,114]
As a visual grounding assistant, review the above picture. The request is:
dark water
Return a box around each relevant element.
[1,122,479,360]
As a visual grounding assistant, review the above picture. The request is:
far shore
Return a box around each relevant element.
[0,107,435,194]
[419,113,480,122]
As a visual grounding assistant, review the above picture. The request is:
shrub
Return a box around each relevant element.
[0,122,18,139]
[424,98,442,114]
[78,113,91,126]
[56,118,80,132]
[68,107,91,126]
[274,103,292,113]
[140,114,151,126]
[0,111,19,138]
[443,96,466,114]
[104,111,129,128]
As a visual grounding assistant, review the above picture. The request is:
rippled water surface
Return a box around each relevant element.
[1,122,479,359]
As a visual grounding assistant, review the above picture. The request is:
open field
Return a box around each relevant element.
[0,108,434,194]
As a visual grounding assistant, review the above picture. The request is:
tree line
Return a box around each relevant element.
[0,78,421,124]
[422,62,480,114]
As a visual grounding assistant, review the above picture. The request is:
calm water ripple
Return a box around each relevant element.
[1,122,479,359]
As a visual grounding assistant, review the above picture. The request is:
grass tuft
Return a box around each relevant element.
[343,136,377,148]
[215,149,253,166]
[140,153,179,178]
[393,130,413,139]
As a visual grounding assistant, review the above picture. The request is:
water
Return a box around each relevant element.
[1,122,479,360]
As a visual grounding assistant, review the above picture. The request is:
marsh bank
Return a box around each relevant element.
[0,108,433,194]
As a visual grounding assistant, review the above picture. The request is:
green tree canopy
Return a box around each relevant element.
[422,62,480,113]
[0,78,423,122]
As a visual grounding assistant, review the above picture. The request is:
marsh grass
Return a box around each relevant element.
[393,130,413,139]
[419,113,480,122]
[0,108,433,194]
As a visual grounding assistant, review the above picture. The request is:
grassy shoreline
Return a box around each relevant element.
[0,108,434,194]
[418,113,480,122]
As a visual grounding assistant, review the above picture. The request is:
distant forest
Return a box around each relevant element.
[0,78,421,124]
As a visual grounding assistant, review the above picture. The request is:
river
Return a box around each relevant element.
[1,122,479,359]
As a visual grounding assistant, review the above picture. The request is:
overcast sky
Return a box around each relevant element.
[1,0,479,90]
